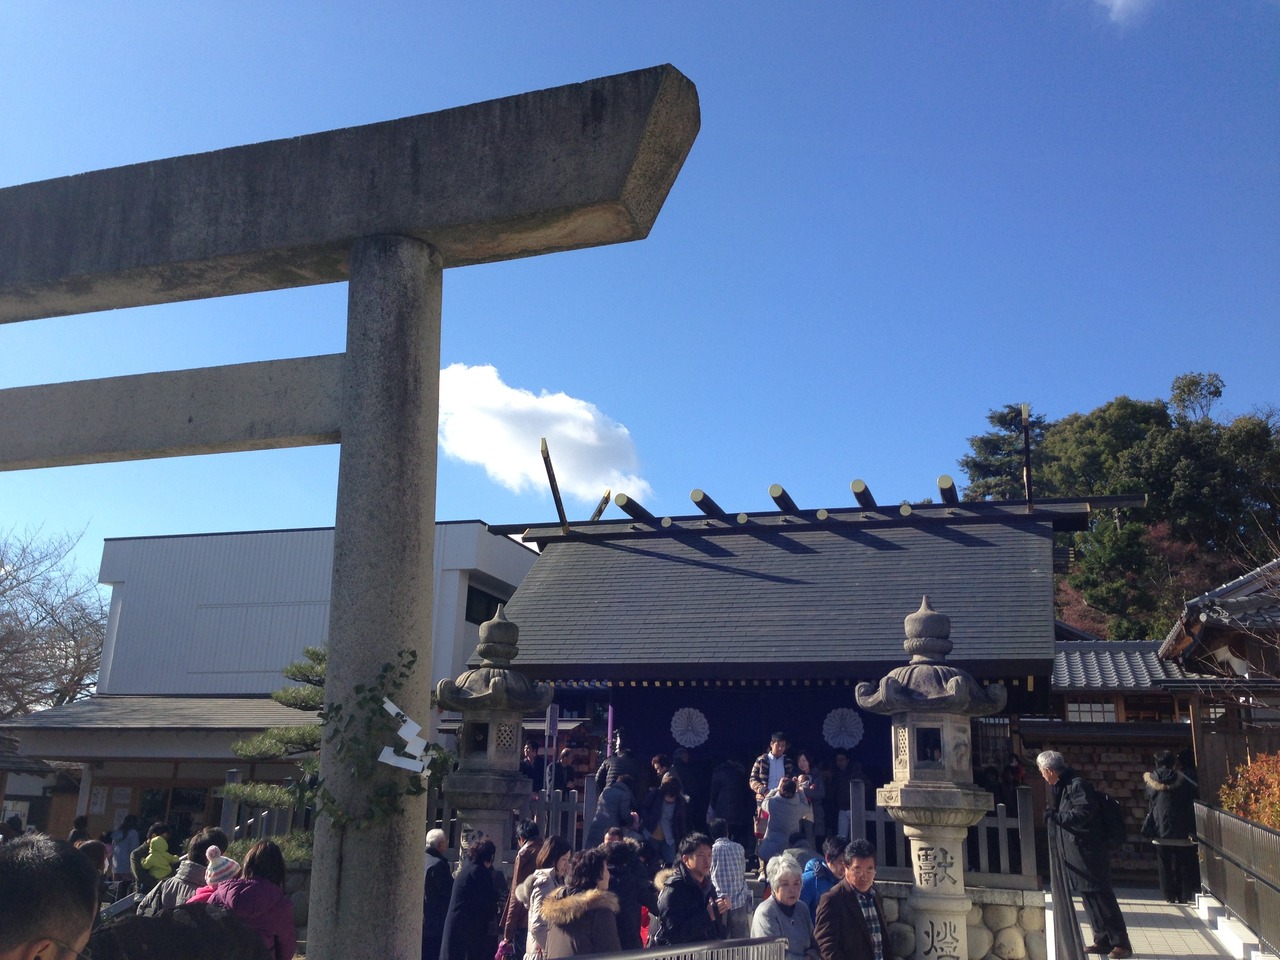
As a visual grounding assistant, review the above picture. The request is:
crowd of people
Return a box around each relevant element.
[451,733,1202,960]
[0,736,1201,960]
[577,731,866,876]
[422,819,892,960]
[419,730,903,960]
[0,816,295,960]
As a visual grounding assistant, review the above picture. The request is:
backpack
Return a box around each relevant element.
[1095,788,1128,850]
[1066,777,1126,850]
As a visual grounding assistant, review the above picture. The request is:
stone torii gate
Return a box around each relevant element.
[0,65,698,959]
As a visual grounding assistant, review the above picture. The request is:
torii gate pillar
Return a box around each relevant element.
[314,234,443,957]
[0,65,699,960]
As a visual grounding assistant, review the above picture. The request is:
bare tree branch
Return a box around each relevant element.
[0,527,106,720]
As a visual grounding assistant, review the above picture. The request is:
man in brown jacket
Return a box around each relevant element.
[814,839,888,960]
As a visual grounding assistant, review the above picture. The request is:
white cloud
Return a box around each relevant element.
[1095,0,1155,23]
[438,363,653,505]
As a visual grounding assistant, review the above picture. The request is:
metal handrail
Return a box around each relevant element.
[575,937,788,960]
[1047,821,1088,960]
[1197,828,1280,898]
[1196,801,1280,954]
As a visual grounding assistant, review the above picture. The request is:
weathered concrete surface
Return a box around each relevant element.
[309,236,440,960]
[0,354,342,470]
[0,64,699,323]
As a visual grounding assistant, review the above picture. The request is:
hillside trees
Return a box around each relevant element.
[960,374,1280,639]
[0,529,106,720]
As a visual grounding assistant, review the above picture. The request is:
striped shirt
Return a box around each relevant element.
[710,838,751,910]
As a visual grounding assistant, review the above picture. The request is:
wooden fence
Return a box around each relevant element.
[847,781,1038,890]
[219,770,1037,888]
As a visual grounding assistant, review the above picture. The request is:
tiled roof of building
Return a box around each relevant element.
[502,513,1061,681]
[1160,557,1280,660]
[1053,633,1207,691]
[0,734,55,773]
[0,696,318,731]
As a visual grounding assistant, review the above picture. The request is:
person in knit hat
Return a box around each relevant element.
[138,827,228,916]
[185,844,241,905]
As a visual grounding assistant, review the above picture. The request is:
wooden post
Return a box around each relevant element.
[1016,785,1037,879]
[219,770,242,838]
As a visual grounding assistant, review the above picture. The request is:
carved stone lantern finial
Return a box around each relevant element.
[476,603,519,664]
[904,595,951,661]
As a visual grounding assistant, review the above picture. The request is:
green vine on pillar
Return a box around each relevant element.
[316,648,453,829]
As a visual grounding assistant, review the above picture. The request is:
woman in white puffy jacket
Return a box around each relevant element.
[516,835,572,960]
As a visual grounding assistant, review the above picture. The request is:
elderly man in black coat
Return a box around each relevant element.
[1038,750,1132,960]
[422,828,454,960]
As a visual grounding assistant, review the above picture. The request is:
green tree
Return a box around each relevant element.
[1066,519,1155,640]
[958,404,1050,501]
[1038,396,1169,498]
[226,646,326,812]
[227,645,455,839]
[959,373,1280,640]
[1169,371,1225,422]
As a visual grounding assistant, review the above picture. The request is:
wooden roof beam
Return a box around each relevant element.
[938,474,960,505]
[614,493,655,523]
[851,478,877,510]
[769,483,800,514]
[690,488,726,517]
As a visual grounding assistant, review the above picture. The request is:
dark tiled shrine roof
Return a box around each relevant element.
[500,510,1069,681]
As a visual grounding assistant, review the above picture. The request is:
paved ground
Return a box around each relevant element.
[1074,887,1236,960]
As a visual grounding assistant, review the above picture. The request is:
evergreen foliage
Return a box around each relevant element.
[958,404,1049,502]
[960,373,1280,639]
[226,647,326,815]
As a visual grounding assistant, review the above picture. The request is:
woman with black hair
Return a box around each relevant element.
[604,835,657,950]
[1143,750,1199,903]
[541,847,621,958]
[640,777,688,865]
[516,834,573,960]
[441,836,501,960]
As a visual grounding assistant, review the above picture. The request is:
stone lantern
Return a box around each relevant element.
[435,605,553,862]
[855,597,1007,960]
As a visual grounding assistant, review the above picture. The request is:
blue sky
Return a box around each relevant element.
[1,1,1277,578]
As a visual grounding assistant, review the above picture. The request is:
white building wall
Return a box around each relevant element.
[97,523,536,696]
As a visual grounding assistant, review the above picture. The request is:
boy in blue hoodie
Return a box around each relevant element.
[800,835,847,915]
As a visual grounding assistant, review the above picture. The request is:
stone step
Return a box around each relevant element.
[1198,892,1227,925]
[1215,915,1261,960]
